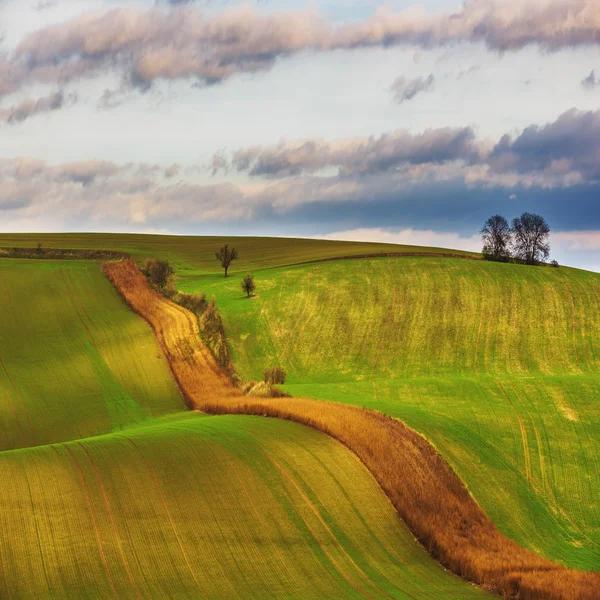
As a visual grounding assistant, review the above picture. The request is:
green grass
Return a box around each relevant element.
[0,259,183,451]
[179,256,600,570]
[0,232,477,276]
[0,413,489,599]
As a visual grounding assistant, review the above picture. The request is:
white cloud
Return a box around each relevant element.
[553,231,600,250]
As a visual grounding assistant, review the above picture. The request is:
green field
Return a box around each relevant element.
[0,249,492,598]
[0,232,476,275]
[0,413,488,599]
[0,259,183,451]
[179,256,600,571]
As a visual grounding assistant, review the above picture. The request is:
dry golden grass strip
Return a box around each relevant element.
[104,258,600,600]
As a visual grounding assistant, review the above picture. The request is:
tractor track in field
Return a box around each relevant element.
[497,381,532,486]
[370,263,398,381]
[104,258,600,600]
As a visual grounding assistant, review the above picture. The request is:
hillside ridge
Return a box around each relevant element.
[104,258,600,600]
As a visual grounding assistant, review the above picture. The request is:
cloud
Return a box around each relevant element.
[509,193,518,200]
[217,126,482,178]
[214,107,600,188]
[553,230,600,250]
[2,0,600,101]
[0,91,75,124]
[391,73,435,103]
[581,70,598,90]
[488,108,600,183]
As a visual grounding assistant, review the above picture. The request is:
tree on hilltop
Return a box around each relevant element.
[216,244,238,277]
[511,212,551,265]
[481,215,511,262]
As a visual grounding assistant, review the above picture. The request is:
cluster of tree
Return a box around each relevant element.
[481,212,555,266]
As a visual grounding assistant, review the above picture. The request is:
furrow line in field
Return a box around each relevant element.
[0,353,35,446]
[264,451,376,600]
[119,435,205,597]
[62,444,122,600]
[77,442,144,600]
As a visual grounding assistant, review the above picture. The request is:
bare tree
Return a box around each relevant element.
[241,272,255,298]
[511,213,551,265]
[215,244,238,277]
[481,215,512,262]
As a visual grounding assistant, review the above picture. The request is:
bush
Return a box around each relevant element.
[143,259,174,289]
[175,291,208,315]
[264,366,286,385]
[551,260,560,268]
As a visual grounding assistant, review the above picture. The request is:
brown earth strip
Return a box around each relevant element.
[104,258,600,600]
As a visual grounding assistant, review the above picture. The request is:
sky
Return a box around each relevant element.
[0,0,599,271]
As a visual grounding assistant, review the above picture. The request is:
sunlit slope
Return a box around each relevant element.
[0,232,477,275]
[181,257,600,570]
[0,413,489,600]
[0,259,183,450]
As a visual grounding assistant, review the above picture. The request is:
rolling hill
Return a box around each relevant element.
[0,258,183,451]
[0,248,493,599]
[1,413,489,599]
[178,255,600,571]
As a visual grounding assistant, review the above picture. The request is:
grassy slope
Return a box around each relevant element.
[179,257,600,571]
[0,259,183,450]
[0,232,477,275]
[0,413,488,600]
[0,255,489,599]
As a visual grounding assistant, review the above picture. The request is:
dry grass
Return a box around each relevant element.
[104,258,600,600]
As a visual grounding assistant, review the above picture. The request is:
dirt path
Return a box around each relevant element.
[104,258,600,600]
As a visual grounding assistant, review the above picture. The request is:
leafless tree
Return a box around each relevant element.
[511,213,551,265]
[481,215,511,262]
[215,244,238,277]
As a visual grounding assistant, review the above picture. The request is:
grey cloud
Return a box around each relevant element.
[391,73,435,103]
[581,70,598,90]
[0,91,74,124]
[489,108,600,182]
[3,0,600,101]
[216,107,600,189]
[222,127,481,178]
[51,160,120,185]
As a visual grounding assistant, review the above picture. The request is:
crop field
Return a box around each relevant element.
[0,258,183,451]
[2,235,599,598]
[180,256,600,571]
[0,232,476,275]
[0,253,492,599]
[0,414,490,599]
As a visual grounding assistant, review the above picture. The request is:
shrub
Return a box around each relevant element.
[241,272,255,298]
[175,291,208,315]
[143,259,174,289]
[264,366,286,385]
[551,260,560,268]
